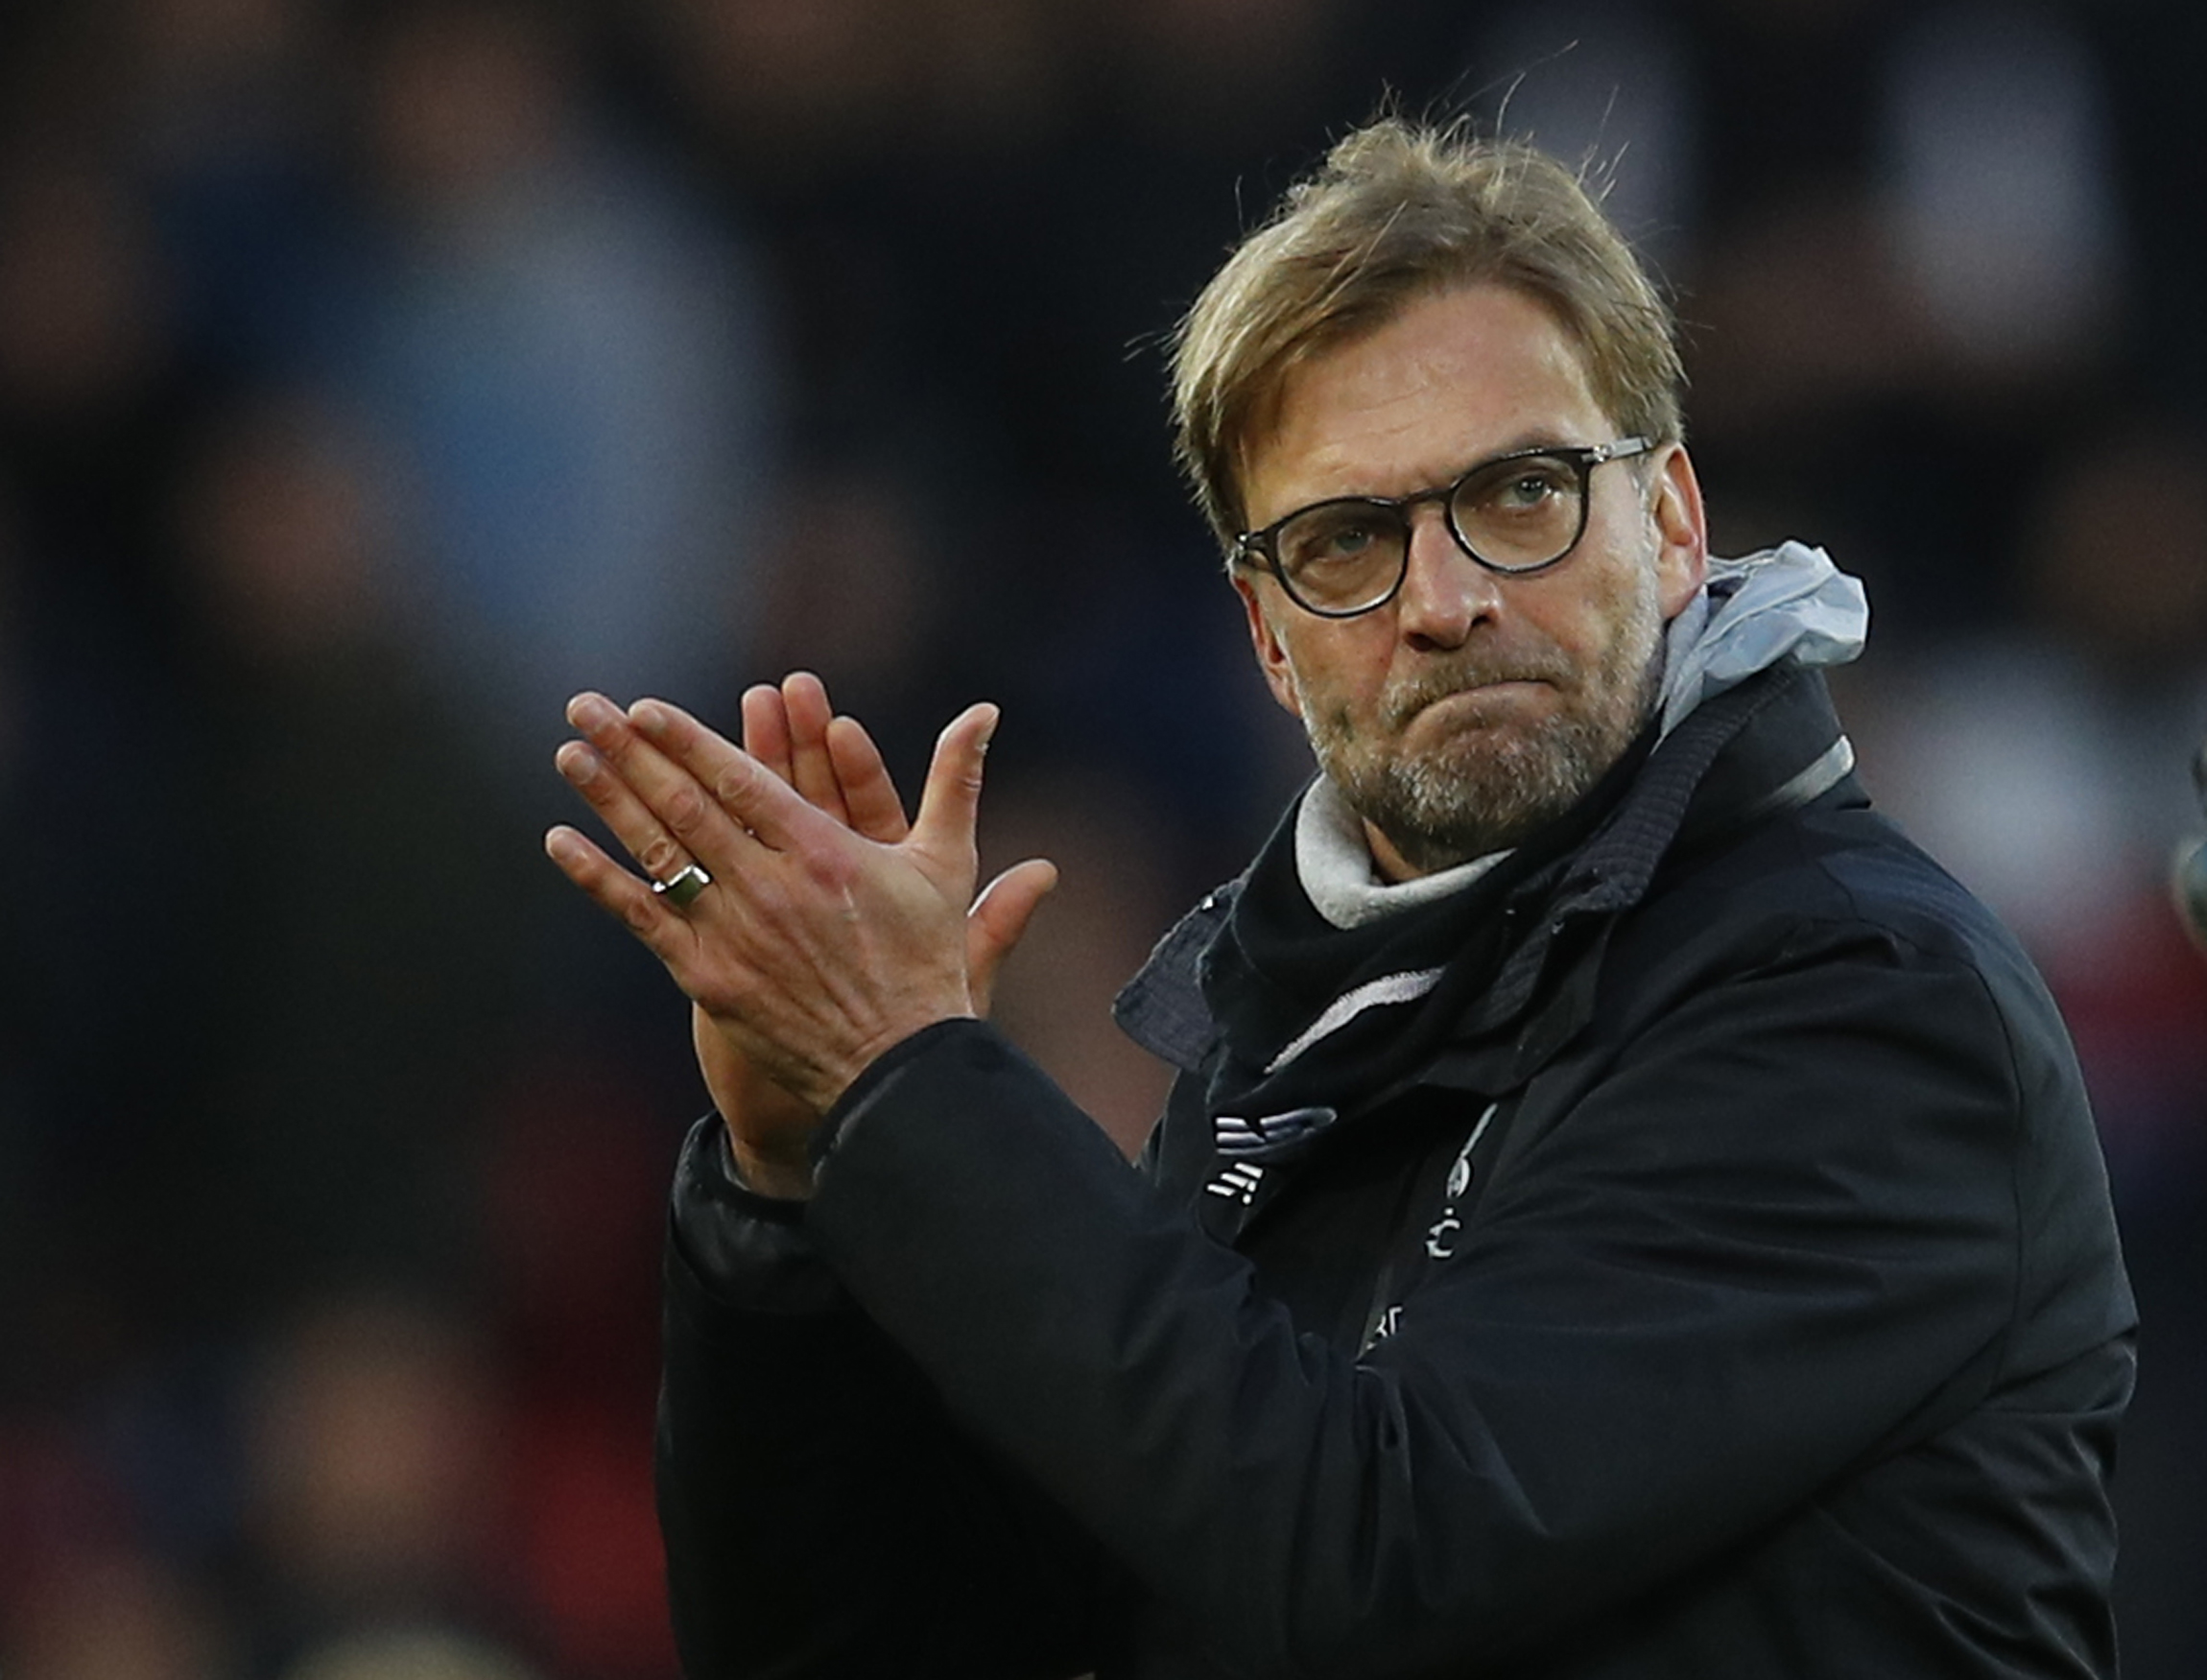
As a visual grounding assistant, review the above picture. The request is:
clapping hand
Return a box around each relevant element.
[547,674,1057,1197]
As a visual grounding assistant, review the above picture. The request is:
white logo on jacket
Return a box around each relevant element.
[1423,1100,1501,1261]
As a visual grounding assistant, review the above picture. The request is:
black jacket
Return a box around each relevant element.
[656,666,2134,1679]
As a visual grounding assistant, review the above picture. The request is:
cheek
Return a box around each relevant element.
[1559,542,1662,659]
[1287,632,1398,728]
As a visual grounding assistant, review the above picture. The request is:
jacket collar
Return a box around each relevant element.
[1115,663,1856,1082]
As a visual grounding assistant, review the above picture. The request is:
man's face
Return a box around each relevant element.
[1235,283,1707,879]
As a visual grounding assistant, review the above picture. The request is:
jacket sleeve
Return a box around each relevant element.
[797,932,2091,1679]
[655,1116,1107,1679]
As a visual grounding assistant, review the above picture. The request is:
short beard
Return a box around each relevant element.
[1303,584,1665,875]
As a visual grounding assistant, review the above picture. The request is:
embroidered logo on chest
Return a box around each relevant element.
[1423,1100,1502,1261]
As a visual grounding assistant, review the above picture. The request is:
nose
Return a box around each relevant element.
[1394,505,1501,651]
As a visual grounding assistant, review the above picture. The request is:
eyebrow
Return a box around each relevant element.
[1292,433,1601,508]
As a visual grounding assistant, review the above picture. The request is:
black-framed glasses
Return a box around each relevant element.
[1233,437,1656,618]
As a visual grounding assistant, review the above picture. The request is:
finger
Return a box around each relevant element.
[825,714,911,843]
[741,683,795,786]
[910,702,1000,865]
[555,738,701,890]
[569,691,762,873]
[781,672,849,824]
[629,695,837,854]
[967,858,1058,1014]
[544,823,693,968]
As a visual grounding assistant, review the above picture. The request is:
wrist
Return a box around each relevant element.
[726,1127,818,1201]
[804,1007,979,1115]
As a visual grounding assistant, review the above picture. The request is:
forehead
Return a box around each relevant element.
[1244,284,1608,524]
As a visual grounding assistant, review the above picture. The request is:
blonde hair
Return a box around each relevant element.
[1171,118,1684,552]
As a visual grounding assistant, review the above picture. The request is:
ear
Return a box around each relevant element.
[1232,570,1305,720]
[1649,443,1709,620]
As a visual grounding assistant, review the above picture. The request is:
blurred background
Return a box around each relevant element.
[1,0,2202,1673]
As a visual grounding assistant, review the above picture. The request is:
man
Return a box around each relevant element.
[548,120,2133,1678]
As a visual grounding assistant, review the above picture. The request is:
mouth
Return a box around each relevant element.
[1395,676,1554,728]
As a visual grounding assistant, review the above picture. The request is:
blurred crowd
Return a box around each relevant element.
[1,0,2202,1674]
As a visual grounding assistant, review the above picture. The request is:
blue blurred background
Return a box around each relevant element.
[2,0,2203,1674]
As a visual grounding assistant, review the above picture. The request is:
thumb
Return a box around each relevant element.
[910,701,1000,871]
[967,857,1059,1015]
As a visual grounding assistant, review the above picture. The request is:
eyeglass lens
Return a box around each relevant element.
[1273,452,1589,612]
